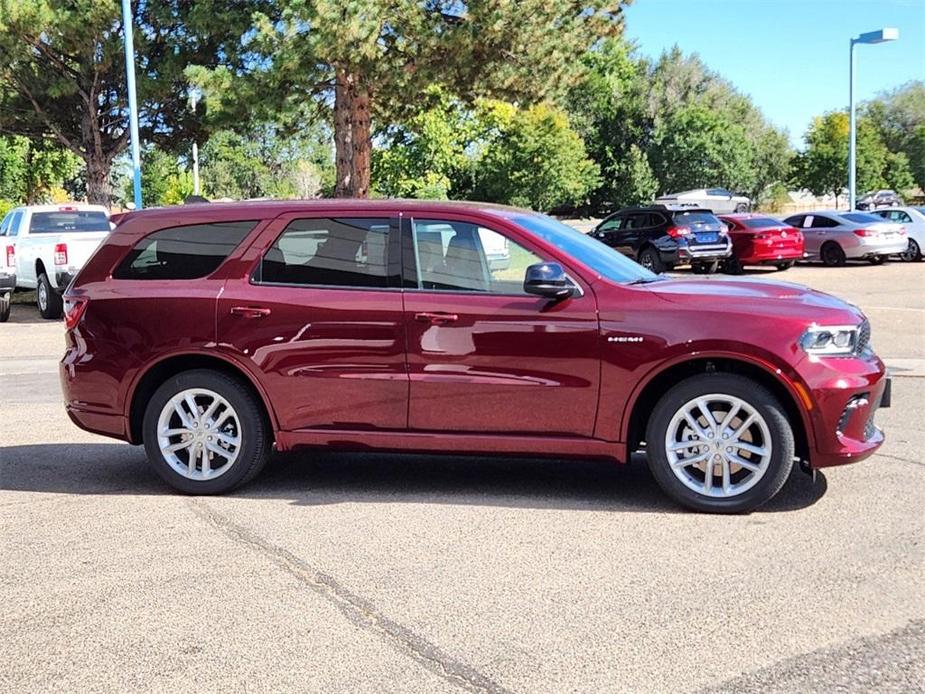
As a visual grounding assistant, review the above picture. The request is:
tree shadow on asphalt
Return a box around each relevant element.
[0,442,827,514]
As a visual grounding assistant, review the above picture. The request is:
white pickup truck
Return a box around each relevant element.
[0,204,111,319]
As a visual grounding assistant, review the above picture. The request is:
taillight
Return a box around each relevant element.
[853,229,876,237]
[64,297,88,330]
[666,225,691,239]
[54,243,68,265]
[5,245,13,267]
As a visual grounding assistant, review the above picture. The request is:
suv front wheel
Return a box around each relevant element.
[143,369,271,494]
[645,374,794,513]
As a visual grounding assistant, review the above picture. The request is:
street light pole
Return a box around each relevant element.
[121,0,143,209]
[848,27,899,211]
[190,90,200,196]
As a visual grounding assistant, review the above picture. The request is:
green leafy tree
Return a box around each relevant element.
[0,135,80,203]
[0,0,268,205]
[648,105,753,195]
[794,111,914,204]
[864,81,925,190]
[470,101,600,211]
[191,0,629,199]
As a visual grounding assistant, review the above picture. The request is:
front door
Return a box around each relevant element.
[402,215,600,437]
[217,214,408,432]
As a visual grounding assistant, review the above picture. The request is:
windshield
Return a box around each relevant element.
[512,213,658,284]
[30,210,109,233]
[741,217,784,229]
[842,213,883,224]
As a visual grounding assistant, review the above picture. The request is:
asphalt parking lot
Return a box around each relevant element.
[1,261,923,693]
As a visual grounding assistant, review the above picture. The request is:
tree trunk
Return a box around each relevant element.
[332,69,372,198]
[85,155,112,206]
[333,69,354,197]
[350,84,371,199]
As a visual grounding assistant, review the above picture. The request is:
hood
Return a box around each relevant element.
[642,277,862,321]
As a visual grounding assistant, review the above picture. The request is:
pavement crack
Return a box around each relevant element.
[876,452,925,468]
[186,498,512,694]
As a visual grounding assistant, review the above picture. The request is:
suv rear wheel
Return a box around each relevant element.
[645,374,794,513]
[637,247,664,273]
[142,369,271,494]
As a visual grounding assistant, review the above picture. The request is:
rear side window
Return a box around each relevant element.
[258,217,396,288]
[114,221,257,280]
[30,210,110,233]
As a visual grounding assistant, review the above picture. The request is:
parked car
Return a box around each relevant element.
[0,204,111,318]
[782,210,907,266]
[654,188,751,214]
[590,205,732,274]
[869,206,925,262]
[856,190,903,211]
[717,214,805,273]
[0,209,17,322]
[61,200,890,513]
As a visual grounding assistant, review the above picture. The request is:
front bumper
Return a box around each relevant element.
[803,354,890,468]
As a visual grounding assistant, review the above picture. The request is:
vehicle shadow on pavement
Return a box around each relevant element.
[0,443,828,514]
[6,300,47,324]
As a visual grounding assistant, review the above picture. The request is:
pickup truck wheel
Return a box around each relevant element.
[143,369,271,494]
[645,374,794,514]
[37,273,63,319]
[0,294,10,322]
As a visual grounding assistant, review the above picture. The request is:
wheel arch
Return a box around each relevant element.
[622,355,813,461]
[126,352,278,445]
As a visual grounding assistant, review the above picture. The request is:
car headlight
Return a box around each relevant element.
[799,324,861,356]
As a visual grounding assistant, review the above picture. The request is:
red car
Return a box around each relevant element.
[60,200,890,513]
[718,214,805,273]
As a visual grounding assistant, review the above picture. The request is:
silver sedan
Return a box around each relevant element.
[782,210,908,266]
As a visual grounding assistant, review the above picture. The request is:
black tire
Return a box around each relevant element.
[645,373,795,513]
[775,261,795,271]
[37,272,63,319]
[142,369,271,494]
[637,247,664,274]
[0,294,10,323]
[734,203,749,213]
[820,242,846,267]
[691,260,719,274]
[723,256,744,275]
[868,255,887,265]
[900,239,922,262]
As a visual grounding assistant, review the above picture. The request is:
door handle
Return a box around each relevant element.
[414,311,458,325]
[230,306,271,319]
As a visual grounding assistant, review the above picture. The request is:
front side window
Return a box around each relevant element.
[409,219,544,294]
[114,221,257,280]
[29,210,110,233]
[259,217,395,288]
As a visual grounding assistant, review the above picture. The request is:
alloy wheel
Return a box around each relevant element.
[38,282,47,311]
[156,388,242,481]
[900,240,921,262]
[664,394,772,498]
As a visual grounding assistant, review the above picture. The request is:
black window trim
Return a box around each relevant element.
[250,215,402,291]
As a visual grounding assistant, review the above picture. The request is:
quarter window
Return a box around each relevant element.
[259,217,395,288]
[409,219,544,294]
[114,221,257,280]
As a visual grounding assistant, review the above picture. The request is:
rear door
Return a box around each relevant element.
[803,214,840,256]
[217,213,408,432]
[402,214,600,437]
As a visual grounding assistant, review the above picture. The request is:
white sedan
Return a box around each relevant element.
[870,206,925,262]
[654,188,751,214]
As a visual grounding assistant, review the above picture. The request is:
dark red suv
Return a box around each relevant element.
[60,200,890,512]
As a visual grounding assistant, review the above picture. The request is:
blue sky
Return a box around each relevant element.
[623,0,925,148]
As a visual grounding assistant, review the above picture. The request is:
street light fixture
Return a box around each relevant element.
[849,27,899,210]
[121,0,143,209]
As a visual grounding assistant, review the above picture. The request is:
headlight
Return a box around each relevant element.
[799,324,861,356]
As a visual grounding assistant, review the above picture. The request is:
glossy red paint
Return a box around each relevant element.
[720,214,804,266]
[61,200,887,470]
